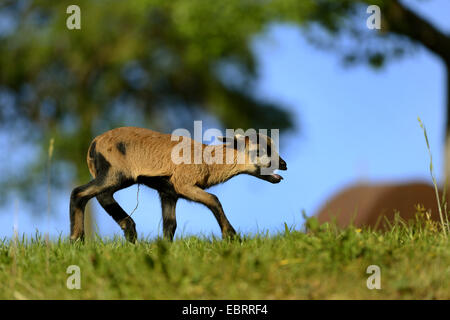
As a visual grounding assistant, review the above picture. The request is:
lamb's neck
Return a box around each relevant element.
[205,146,246,187]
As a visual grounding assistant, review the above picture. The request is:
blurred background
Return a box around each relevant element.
[0,0,449,239]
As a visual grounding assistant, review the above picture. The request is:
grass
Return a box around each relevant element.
[418,117,449,237]
[8,119,443,299]
[0,215,449,300]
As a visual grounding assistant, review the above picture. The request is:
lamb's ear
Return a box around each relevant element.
[218,134,249,149]
[217,136,234,144]
[232,134,249,150]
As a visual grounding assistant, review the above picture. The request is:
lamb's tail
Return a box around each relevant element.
[86,140,97,179]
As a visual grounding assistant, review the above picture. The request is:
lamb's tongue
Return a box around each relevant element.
[271,174,283,180]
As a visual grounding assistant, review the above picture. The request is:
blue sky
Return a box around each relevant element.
[1,1,450,239]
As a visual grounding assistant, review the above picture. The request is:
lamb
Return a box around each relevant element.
[69,127,287,242]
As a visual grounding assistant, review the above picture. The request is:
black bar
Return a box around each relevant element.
[0,300,448,318]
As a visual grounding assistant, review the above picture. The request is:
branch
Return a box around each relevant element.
[383,0,450,62]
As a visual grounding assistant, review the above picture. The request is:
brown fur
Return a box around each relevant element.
[70,127,287,242]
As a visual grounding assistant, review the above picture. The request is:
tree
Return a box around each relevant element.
[0,0,297,211]
[3,0,447,224]
[291,0,450,182]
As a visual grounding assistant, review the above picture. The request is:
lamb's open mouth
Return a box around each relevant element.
[269,173,283,183]
[253,170,283,184]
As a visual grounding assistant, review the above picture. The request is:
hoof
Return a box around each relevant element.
[69,234,85,243]
[222,227,239,240]
[119,218,137,243]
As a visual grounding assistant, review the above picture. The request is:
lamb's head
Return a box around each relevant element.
[218,132,287,183]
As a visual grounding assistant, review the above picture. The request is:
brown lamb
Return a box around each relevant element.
[70,127,287,242]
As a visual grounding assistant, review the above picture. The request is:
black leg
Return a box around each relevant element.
[96,192,137,242]
[176,185,237,238]
[159,192,178,241]
[70,179,102,241]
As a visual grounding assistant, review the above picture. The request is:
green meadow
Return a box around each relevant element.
[0,216,448,300]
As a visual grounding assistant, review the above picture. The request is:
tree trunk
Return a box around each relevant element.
[383,1,450,186]
[445,61,450,188]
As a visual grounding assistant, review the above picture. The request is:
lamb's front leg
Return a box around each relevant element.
[159,192,178,241]
[176,185,236,238]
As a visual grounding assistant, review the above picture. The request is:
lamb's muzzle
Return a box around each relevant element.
[69,127,287,242]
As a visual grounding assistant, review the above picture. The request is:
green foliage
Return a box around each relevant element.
[1,0,446,206]
[0,0,300,199]
[1,219,449,299]
[299,0,418,69]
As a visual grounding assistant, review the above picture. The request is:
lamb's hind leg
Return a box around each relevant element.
[96,191,137,242]
[70,180,103,241]
[159,192,178,241]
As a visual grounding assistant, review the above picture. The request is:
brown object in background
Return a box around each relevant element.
[316,181,447,229]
